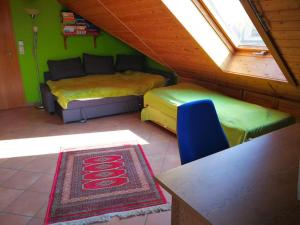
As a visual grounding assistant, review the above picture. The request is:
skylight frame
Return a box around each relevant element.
[197,0,268,52]
[162,0,296,85]
[190,0,291,83]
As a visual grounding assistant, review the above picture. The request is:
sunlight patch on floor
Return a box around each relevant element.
[0,130,148,159]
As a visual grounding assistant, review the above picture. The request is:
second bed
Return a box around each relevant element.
[141,82,295,146]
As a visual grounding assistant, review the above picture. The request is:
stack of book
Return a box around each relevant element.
[75,26,87,35]
[62,12,76,35]
[74,15,87,35]
[61,11,99,35]
[62,12,75,24]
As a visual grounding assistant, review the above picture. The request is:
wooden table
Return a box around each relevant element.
[156,123,300,225]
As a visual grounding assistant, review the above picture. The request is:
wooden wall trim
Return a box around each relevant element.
[240,0,298,86]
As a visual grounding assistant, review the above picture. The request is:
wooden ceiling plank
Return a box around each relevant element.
[258,0,300,12]
[96,0,174,70]
[240,0,298,86]
[263,9,300,21]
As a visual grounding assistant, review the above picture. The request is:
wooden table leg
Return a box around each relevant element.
[171,196,211,225]
[171,196,180,225]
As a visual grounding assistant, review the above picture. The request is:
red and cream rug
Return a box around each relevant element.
[44,145,169,225]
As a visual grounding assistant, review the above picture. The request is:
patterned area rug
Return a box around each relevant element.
[45,145,169,225]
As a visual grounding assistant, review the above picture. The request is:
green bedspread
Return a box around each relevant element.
[47,71,166,109]
[142,82,295,146]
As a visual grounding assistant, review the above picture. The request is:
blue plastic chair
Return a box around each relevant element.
[177,99,229,165]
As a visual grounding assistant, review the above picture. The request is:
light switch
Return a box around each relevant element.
[18,40,25,55]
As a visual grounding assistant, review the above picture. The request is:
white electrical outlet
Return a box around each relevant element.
[18,40,25,55]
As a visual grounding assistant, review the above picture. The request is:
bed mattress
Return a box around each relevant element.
[141,83,295,146]
[47,71,166,109]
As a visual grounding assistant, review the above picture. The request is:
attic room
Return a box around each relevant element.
[0,0,299,224]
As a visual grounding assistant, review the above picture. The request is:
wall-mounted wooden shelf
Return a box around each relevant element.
[63,32,100,49]
[61,11,101,50]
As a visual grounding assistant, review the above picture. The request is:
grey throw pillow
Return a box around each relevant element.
[115,54,145,72]
[47,57,85,80]
[83,54,115,74]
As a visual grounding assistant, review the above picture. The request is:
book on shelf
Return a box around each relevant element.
[61,11,75,25]
[61,11,100,36]
[62,19,75,23]
[75,29,87,35]
[76,25,87,35]
[74,15,86,24]
[62,12,74,17]
[63,25,76,33]
[76,25,87,30]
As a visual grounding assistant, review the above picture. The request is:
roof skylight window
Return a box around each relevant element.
[162,0,290,83]
[202,0,266,48]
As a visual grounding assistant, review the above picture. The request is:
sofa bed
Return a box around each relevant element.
[141,82,295,146]
[41,54,176,123]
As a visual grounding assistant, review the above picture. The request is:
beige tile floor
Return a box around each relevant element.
[0,107,181,225]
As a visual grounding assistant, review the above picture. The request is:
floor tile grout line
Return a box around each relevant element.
[25,171,54,194]
[7,156,37,171]
[0,167,54,181]
[158,139,173,174]
[0,165,46,173]
[0,210,33,218]
[20,168,55,174]
[0,188,26,213]
[144,214,149,225]
[0,183,51,192]
[0,169,18,183]
[0,185,26,192]
[0,171,44,191]
[0,188,49,217]
[25,217,37,225]
[32,201,48,219]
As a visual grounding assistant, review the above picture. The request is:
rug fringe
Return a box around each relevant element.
[49,203,171,225]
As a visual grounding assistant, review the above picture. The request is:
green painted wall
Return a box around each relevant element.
[9,0,168,104]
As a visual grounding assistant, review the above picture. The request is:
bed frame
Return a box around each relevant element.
[40,68,176,123]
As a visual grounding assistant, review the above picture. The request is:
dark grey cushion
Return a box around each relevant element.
[115,54,145,72]
[83,54,115,74]
[47,57,84,80]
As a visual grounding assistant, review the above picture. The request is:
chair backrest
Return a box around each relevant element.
[177,99,229,165]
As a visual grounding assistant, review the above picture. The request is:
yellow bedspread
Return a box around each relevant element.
[142,83,295,146]
[47,71,166,109]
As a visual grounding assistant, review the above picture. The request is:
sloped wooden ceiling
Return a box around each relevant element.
[59,0,300,102]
